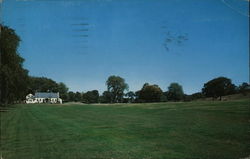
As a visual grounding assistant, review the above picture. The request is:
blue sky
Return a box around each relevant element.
[2,0,249,94]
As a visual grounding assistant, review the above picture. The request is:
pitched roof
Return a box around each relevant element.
[35,92,59,98]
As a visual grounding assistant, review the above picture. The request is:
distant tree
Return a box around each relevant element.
[99,91,112,103]
[57,82,69,101]
[134,90,142,103]
[83,90,99,103]
[182,94,192,102]
[0,25,29,105]
[106,75,128,103]
[202,77,236,100]
[238,82,250,95]
[190,92,204,100]
[166,83,184,101]
[160,93,168,102]
[90,90,99,103]
[125,91,136,103]
[68,91,75,102]
[138,83,163,102]
[28,77,69,101]
[75,92,82,102]
[82,93,87,103]
[28,77,59,93]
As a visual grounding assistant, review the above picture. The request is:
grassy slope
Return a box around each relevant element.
[0,100,249,159]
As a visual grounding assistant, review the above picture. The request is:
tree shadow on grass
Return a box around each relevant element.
[0,105,17,112]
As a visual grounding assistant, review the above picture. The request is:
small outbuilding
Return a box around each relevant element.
[26,92,62,104]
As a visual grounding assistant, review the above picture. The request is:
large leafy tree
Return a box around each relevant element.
[138,83,163,102]
[106,75,128,103]
[166,83,184,101]
[0,25,29,105]
[202,77,236,100]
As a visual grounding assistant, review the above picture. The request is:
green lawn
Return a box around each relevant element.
[1,100,250,159]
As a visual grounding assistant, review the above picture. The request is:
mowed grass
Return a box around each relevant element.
[0,100,250,159]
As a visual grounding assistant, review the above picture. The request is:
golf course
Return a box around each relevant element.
[1,99,249,159]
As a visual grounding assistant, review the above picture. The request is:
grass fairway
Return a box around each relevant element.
[1,100,250,159]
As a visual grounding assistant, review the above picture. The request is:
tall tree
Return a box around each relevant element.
[106,75,128,103]
[202,77,236,100]
[138,83,163,102]
[166,83,184,101]
[0,25,29,105]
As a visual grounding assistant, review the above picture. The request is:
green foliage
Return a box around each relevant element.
[57,82,69,101]
[67,91,76,102]
[238,82,250,95]
[0,25,29,105]
[191,92,204,99]
[65,91,83,102]
[28,77,59,93]
[28,77,69,101]
[166,83,184,101]
[99,91,112,103]
[82,90,99,103]
[160,94,168,102]
[202,77,236,100]
[137,83,163,102]
[106,75,128,103]
[125,91,136,103]
[182,93,204,102]
[0,25,69,104]
[75,91,82,102]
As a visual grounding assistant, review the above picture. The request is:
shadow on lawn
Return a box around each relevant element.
[0,105,17,112]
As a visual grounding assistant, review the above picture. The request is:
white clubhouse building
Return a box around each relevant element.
[26,92,62,104]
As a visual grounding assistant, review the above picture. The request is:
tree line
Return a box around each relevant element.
[59,75,249,103]
[1,25,249,105]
